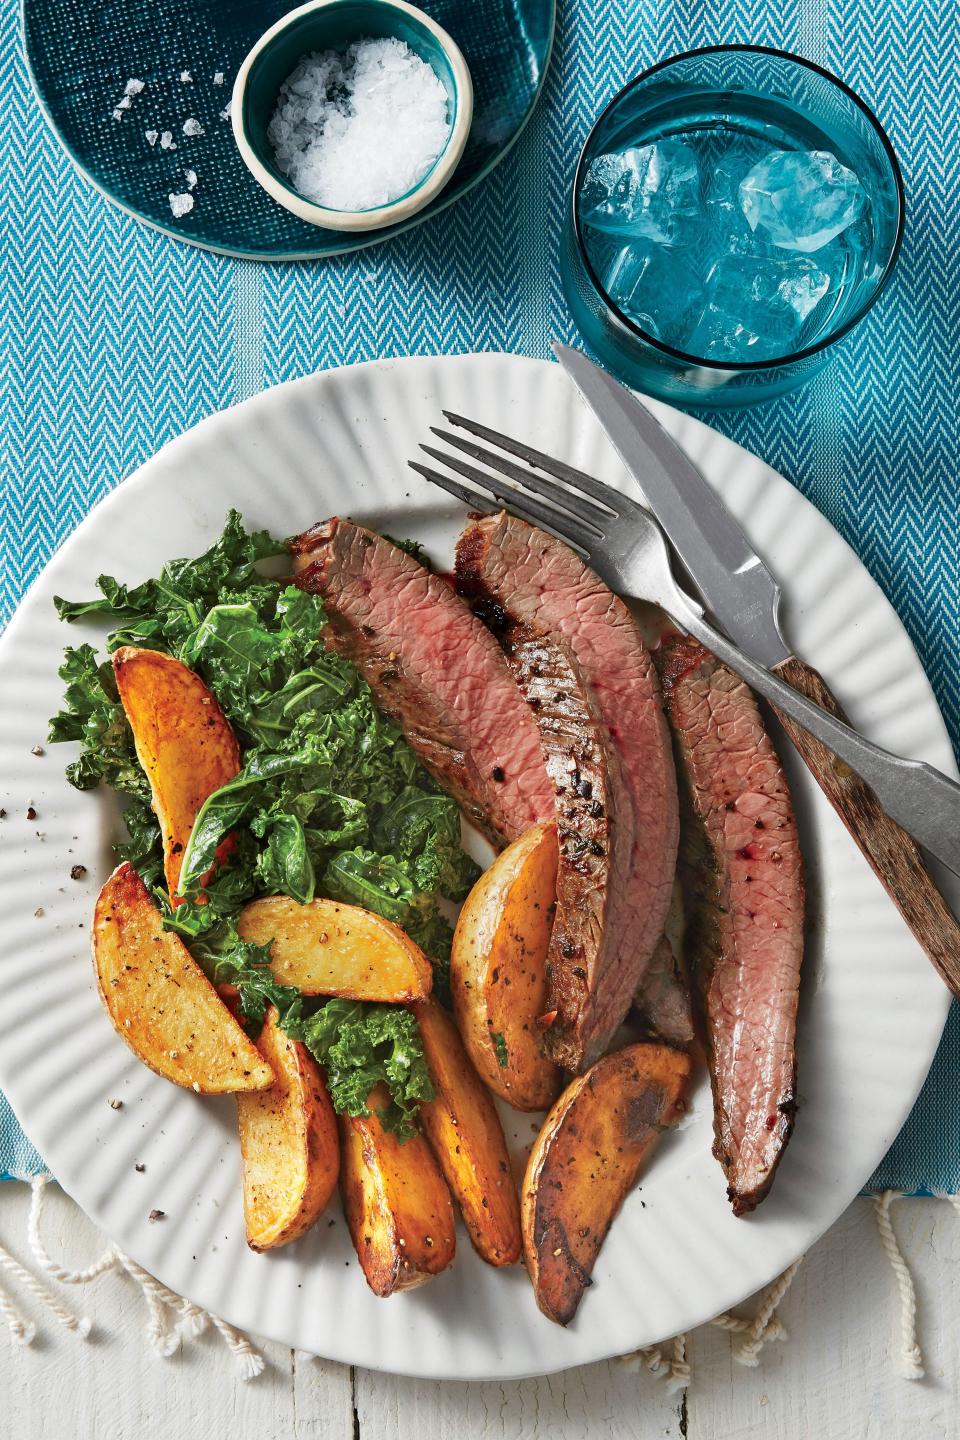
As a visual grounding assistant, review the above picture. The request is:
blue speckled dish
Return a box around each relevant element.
[21,0,555,260]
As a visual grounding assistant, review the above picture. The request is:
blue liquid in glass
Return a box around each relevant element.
[579,105,888,364]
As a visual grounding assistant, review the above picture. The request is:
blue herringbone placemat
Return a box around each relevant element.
[2,0,958,1193]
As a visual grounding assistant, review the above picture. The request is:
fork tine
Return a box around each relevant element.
[407,461,499,516]
[429,427,612,529]
[442,411,621,511]
[418,444,604,544]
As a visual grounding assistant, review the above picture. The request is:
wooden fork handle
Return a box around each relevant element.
[771,654,960,1002]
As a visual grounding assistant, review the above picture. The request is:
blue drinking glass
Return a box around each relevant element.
[561,46,904,408]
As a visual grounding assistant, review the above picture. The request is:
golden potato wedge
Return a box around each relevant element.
[237,896,432,1001]
[237,1007,339,1250]
[451,822,559,1110]
[113,645,241,898]
[412,998,521,1267]
[339,1083,456,1296]
[522,1043,691,1325]
[92,863,274,1093]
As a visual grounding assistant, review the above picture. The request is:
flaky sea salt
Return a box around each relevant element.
[112,108,125,122]
[213,71,225,86]
[160,131,176,150]
[169,192,194,218]
[219,101,232,121]
[185,169,198,191]
[180,70,193,83]
[124,78,145,96]
[117,95,132,111]
[267,38,451,210]
[145,129,158,146]
[182,117,204,137]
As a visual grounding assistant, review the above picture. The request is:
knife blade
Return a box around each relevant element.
[554,341,960,1001]
[553,343,790,667]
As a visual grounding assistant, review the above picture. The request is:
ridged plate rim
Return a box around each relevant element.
[0,353,952,1379]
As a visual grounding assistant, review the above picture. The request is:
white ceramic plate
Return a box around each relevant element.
[0,354,952,1380]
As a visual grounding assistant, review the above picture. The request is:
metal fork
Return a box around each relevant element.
[410,413,960,881]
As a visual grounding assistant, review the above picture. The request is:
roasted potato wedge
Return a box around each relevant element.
[413,998,522,1267]
[339,1083,456,1296]
[237,896,433,1001]
[522,1043,691,1325]
[451,822,559,1110]
[92,863,274,1093]
[237,1007,339,1250]
[113,645,241,898]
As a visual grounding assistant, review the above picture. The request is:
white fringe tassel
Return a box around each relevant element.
[18,1175,265,1379]
[872,1190,924,1380]
[621,1253,802,1391]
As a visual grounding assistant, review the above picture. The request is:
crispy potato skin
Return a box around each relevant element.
[451,823,560,1110]
[412,998,522,1267]
[339,1083,456,1296]
[113,646,241,899]
[237,1008,339,1250]
[522,1043,691,1325]
[92,863,274,1093]
[237,896,433,1001]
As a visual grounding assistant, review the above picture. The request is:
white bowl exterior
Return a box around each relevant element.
[231,0,474,232]
[0,354,952,1379]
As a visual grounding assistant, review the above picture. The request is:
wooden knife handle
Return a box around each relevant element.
[771,654,960,1001]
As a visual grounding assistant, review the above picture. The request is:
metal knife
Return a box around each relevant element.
[554,341,960,999]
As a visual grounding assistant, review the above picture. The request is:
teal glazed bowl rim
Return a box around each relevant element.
[233,0,473,232]
[571,44,907,373]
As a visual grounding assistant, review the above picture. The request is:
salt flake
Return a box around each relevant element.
[117,95,132,111]
[185,169,198,191]
[169,192,194,219]
[219,101,232,121]
[159,131,176,150]
[267,38,452,211]
[145,130,158,147]
[182,118,204,137]
[124,78,145,96]
[180,70,193,83]
[213,72,225,86]
[112,108,125,122]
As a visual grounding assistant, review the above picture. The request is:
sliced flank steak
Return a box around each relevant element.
[457,512,679,1072]
[632,932,694,1048]
[501,624,634,1072]
[656,633,805,1215]
[290,519,555,847]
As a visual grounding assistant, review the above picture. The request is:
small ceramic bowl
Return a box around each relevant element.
[232,0,473,232]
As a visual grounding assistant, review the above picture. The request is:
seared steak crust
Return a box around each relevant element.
[656,634,804,1215]
[457,513,678,1070]
[502,625,633,1071]
[291,519,554,847]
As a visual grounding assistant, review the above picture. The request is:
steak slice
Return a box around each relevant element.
[656,633,805,1215]
[457,512,678,1070]
[632,884,694,1047]
[291,519,554,846]
[502,625,633,1072]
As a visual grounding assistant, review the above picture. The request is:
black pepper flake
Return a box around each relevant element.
[148,1209,166,1223]
[134,1163,145,1173]
[70,864,88,881]
[31,745,44,757]
[491,766,505,782]
[25,807,37,821]
[108,1098,123,1110]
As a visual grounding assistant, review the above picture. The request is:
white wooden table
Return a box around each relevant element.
[1,1185,956,1438]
